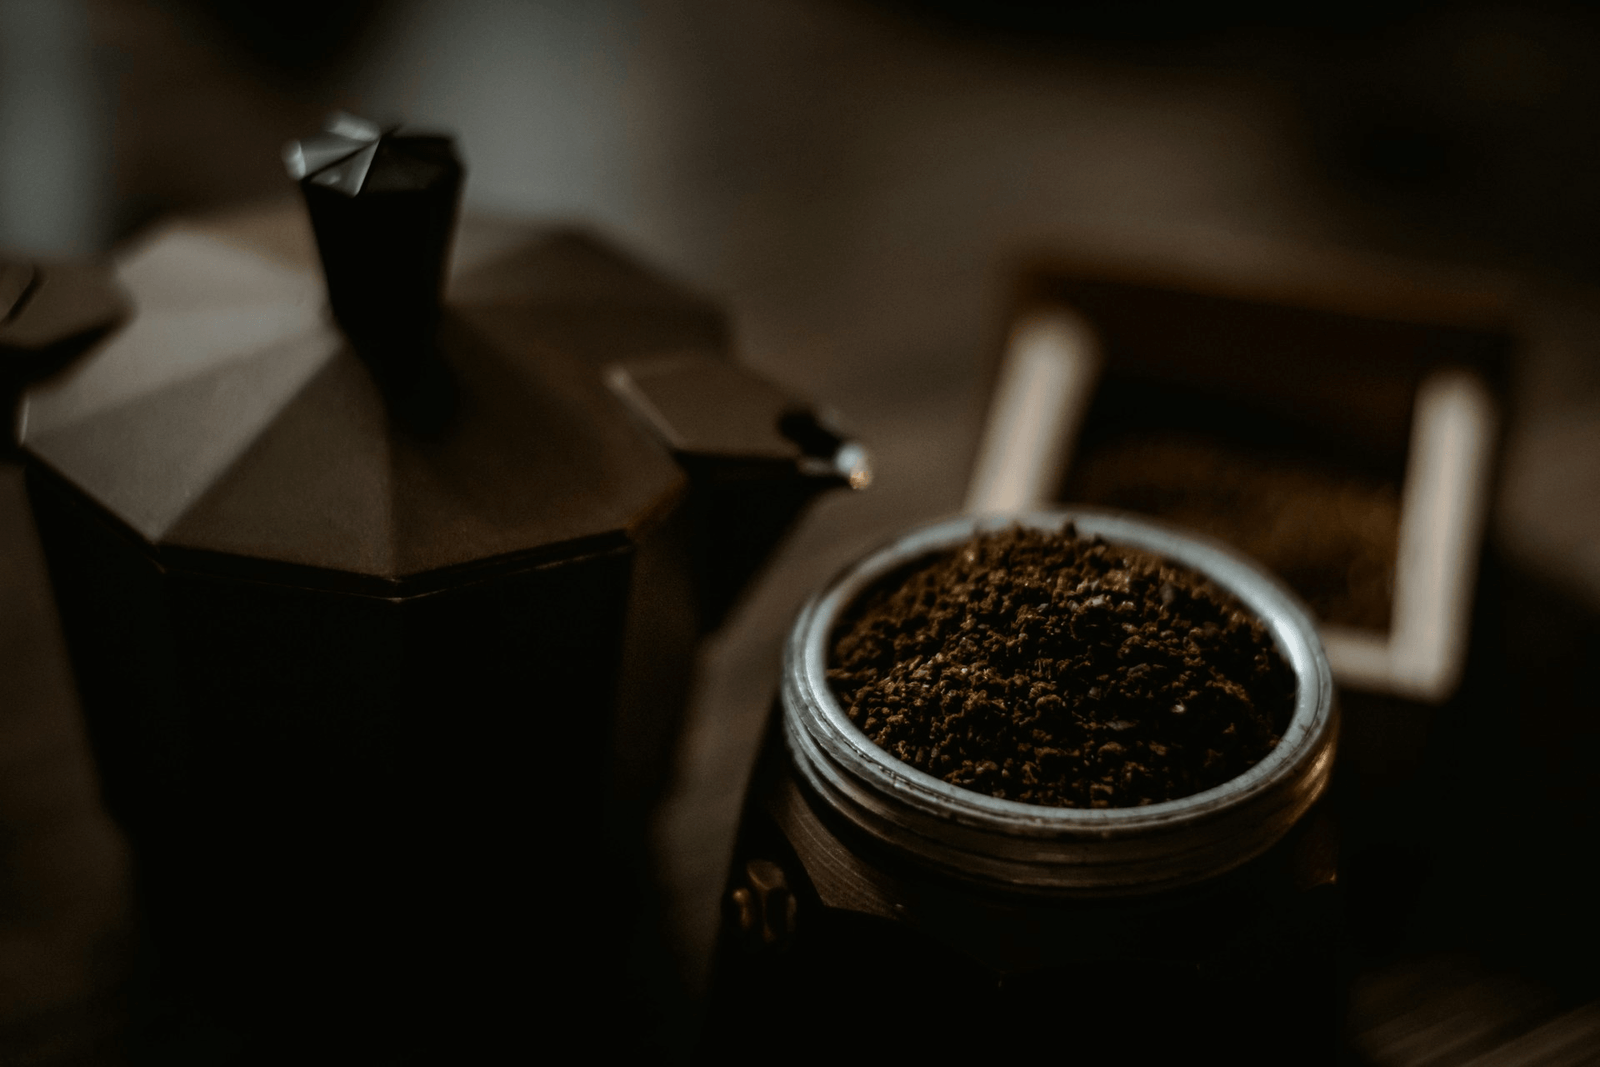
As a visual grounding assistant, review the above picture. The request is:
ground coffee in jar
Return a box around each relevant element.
[827,524,1297,808]
[701,512,1338,1066]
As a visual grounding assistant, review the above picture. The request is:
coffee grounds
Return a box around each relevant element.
[1066,434,1400,631]
[827,524,1296,808]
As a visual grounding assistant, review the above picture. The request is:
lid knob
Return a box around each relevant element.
[286,114,463,353]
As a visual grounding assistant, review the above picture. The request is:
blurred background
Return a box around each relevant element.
[4,0,1600,1062]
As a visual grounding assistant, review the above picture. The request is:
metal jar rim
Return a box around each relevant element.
[781,509,1337,896]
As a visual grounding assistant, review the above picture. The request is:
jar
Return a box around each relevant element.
[701,510,1340,1064]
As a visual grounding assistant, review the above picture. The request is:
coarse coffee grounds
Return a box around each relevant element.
[826,524,1297,808]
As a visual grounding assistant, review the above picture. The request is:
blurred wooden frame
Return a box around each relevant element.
[966,246,1507,705]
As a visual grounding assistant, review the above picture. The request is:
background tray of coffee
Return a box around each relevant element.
[970,251,1514,780]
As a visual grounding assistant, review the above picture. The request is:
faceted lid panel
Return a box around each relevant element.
[21,229,334,543]
[20,218,687,594]
[448,224,730,371]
